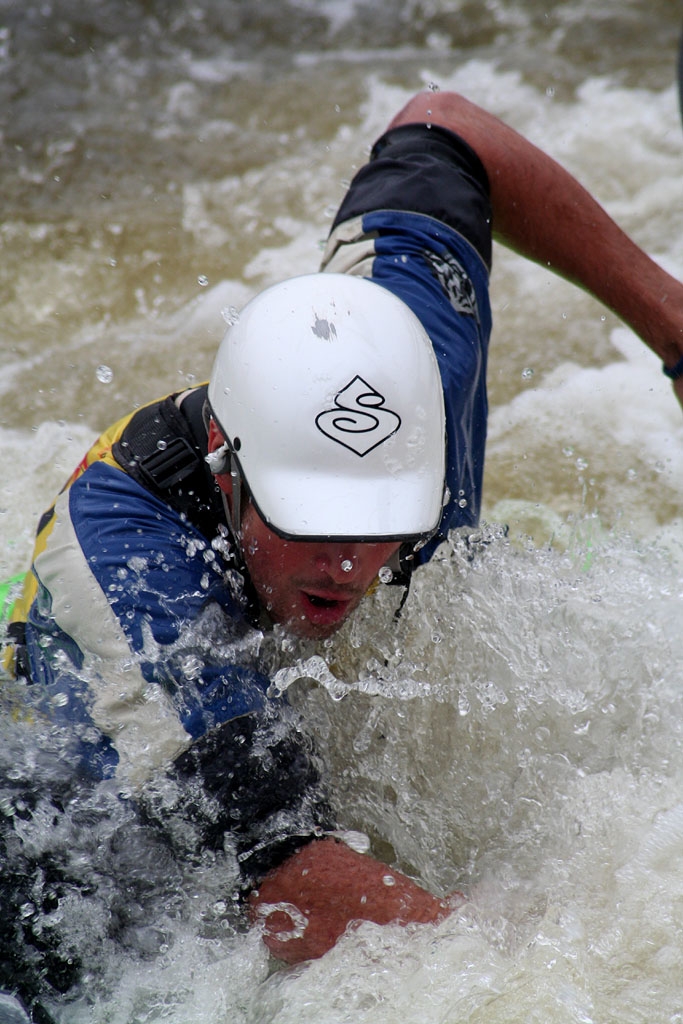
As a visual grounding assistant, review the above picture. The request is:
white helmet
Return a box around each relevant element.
[207,273,446,541]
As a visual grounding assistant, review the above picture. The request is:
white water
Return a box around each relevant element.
[2,1,683,1020]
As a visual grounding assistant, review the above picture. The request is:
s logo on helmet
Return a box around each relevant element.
[315,375,401,456]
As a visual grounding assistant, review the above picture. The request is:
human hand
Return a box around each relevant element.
[249,837,463,965]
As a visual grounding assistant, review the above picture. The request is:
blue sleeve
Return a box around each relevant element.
[23,460,273,781]
[323,124,493,555]
[64,461,273,737]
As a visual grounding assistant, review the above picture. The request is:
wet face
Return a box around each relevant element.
[239,502,399,638]
[208,420,399,638]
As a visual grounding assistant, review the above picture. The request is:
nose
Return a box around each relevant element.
[314,545,362,583]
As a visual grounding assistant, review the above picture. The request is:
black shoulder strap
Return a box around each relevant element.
[112,385,224,542]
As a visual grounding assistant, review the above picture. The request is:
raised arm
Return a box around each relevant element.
[390,91,683,405]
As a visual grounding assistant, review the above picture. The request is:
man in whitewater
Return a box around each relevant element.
[4,89,683,989]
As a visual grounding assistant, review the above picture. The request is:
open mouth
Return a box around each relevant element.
[306,593,340,608]
[300,590,353,628]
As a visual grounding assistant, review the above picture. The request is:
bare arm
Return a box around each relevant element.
[390,92,683,404]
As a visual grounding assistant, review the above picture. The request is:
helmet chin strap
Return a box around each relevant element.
[228,452,243,545]
[217,455,245,565]
[205,440,245,562]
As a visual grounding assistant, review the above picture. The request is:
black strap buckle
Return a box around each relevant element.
[137,436,201,490]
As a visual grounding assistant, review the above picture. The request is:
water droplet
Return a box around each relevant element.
[521,367,534,381]
[341,559,353,573]
[562,445,574,457]
[197,274,209,287]
[96,364,113,384]
[181,654,204,680]
[382,874,396,887]
[458,497,468,508]
[221,306,240,326]
[575,457,588,471]
[378,566,393,584]
[156,439,168,451]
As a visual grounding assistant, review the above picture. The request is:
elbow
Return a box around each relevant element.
[387,90,473,133]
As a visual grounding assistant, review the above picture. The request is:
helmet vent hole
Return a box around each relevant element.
[233,437,242,451]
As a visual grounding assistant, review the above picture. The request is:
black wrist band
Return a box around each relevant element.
[662,354,683,380]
